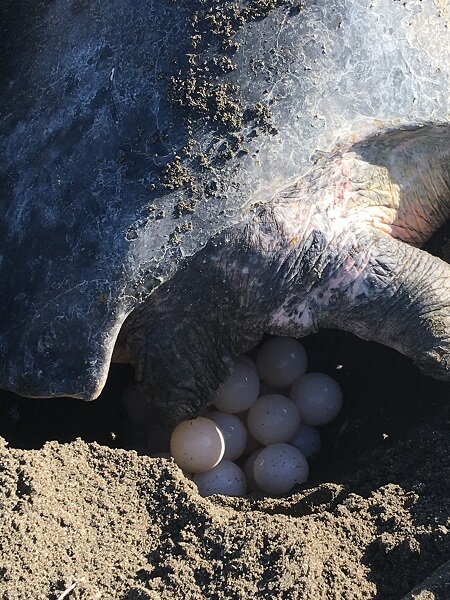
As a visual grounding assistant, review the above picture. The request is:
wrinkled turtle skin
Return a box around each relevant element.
[1,0,450,420]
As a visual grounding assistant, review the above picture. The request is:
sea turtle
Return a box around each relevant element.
[1,0,450,423]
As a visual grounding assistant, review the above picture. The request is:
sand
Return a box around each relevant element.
[0,328,449,600]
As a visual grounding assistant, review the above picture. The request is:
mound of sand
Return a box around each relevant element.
[0,331,449,599]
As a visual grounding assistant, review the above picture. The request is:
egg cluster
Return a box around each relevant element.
[170,337,343,497]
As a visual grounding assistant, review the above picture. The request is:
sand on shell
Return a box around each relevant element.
[0,328,449,600]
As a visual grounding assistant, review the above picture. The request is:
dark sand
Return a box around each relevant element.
[0,328,449,600]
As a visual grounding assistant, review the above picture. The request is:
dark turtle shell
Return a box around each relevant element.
[1,0,449,399]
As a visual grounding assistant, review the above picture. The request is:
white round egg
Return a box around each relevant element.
[290,372,343,426]
[208,411,247,461]
[214,361,260,413]
[247,394,300,446]
[193,460,247,497]
[256,337,308,388]
[170,417,225,473]
[289,424,321,458]
[253,443,309,495]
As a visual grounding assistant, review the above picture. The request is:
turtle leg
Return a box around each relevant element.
[124,208,450,424]
[122,204,319,423]
[123,275,240,424]
[304,228,450,381]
